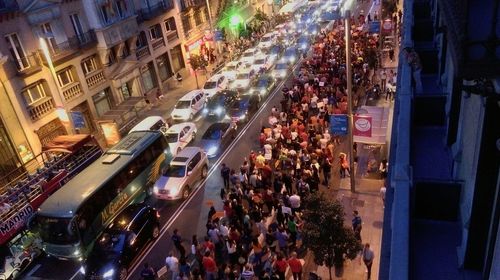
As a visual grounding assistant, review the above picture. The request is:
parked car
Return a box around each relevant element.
[164,122,197,156]
[202,90,239,119]
[248,74,276,97]
[239,47,259,65]
[170,90,206,121]
[257,32,276,49]
[229,68,256,92]
[80,204,160,280]
[220,61,243,82]
[153,147,208,200]
[199,122,237,158]
[203,74,228,98]
[228,94,261,123]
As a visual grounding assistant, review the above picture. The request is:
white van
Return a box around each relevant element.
[170,90,206,121]
[129,116,168,134]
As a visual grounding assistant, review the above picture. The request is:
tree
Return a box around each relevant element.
[301,193,362,280]
[189,54,208,89]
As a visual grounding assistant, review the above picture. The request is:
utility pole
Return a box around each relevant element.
[345,10,356,192]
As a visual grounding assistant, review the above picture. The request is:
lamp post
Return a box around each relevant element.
[344,10,355,192]
[39,37,73,135]
[267,0,274,17]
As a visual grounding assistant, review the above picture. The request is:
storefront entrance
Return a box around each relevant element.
[170,44,185,73]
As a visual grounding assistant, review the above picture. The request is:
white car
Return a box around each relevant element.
[272,60,290,79]
[229,69,256,91]
[257,33,276,49]
[250,54,272,73]
[164,122,197,155]
[170,90,206,121]
[203,74,228,99]
[220,61,243,82]
[239,48,259,66]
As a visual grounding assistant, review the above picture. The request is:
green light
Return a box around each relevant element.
[229,14,242,27]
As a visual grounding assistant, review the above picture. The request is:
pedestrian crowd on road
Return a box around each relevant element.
[147,12,394,280]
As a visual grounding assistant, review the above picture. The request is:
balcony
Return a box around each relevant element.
[136,46,150,60]
[166,31,179,43]
[86,70,106,89]
[95,15,139,49]
[14,52,42,76]
[0,0,19,13]
[184,23,209,40]
[62,82,83,101]
[136,0,175,23]
[41,30,97,65]
[179,0,205,12]
[28,97,55,121]
[151,38,165,50]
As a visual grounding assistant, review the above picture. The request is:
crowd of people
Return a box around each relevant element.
[141,9,396,280]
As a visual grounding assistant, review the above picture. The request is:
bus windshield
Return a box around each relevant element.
[37,216,78,245]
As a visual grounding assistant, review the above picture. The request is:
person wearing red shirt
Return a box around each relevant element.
[288,252,303,280]
[202,251,217,280]
[202,236,215,253]
[273,253,288,280]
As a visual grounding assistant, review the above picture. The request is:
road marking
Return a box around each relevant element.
[25,264,41,277]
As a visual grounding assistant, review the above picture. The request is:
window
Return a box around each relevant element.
[56,68,74,87]
[156,53,173,81]
[107,47,117,66]
[23,82,48,105]
[188,152,201,171]
[136,31,148,49]
[149,24,163,40]
[115,0,128,18]
[141,62,157,92]
[194,10,202,26]
[40,22,57,51]
[181,17,191,34]
[70,14,84,37]
[165,17,177,32]
[100,4,113,24]
[204,7,210,22]
[5,33,28,69]
[81,55,99,75]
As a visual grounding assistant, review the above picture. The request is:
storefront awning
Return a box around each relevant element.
[353,106,390,145]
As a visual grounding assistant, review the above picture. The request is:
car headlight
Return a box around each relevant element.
[153,186,159,194]
[79,266,85,275]
[103,268,115,278]
[240,114,246,120]
[260,89,267,95]
[215,107,224,115]
[202,108,208,114]
[208,146,218,155]
[73,249,81,256]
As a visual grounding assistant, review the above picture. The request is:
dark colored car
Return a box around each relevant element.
[202,90,239,119]
[264,45,284,64]
[283,46,299,64]
[81,204,160,280]
[199,122,237,158]
[248,75,276,97]
[229,94,261,123]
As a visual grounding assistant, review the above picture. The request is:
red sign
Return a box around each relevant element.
[353,115,372,137]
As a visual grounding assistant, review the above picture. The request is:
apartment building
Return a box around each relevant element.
[381,0,500,279]
[0,0,185,175]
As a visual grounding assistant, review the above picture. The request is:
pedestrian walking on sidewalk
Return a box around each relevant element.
[380,185,387,206]
[176,72,183,86]
[288,252,303,280]
[362,243,375,279]
[221,163,230,188]
[165,252,179,280]
[352,210,362,242]
[172,229,186,258]
[380,70,387,93]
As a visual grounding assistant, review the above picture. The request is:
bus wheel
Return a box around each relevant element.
[201,165,208,178]
[152,225,160,239]
[119,267,128,280]
[182,187,190,200]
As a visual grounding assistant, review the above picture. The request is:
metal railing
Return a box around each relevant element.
[151,38,165,50]
[179,0,205,11]
[86,70,106,88]
[43,30,97,62]
[27,97,55,121]
[62,83,83,101]
[136,45,150,59]
[166,31,179,42]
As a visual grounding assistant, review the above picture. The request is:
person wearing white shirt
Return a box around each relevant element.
[165,253,179,280]
[264,143,273,160]
[219,222,229,238]
[289,192,301,213]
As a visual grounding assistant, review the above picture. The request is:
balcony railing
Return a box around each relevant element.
[179,0,205,11]
[166,31,179,42]
[136,46,150,60]
[137,0,175,23]
[42,30,97,64]
[28,97,55,121]
[151,38,165,50]
[86,70,106,89]
[14,52,42,75]
[62,83,83,101]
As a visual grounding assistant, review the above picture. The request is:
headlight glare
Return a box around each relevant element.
[103,268,115,278]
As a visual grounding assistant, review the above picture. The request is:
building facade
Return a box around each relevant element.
[381,0,500,279]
